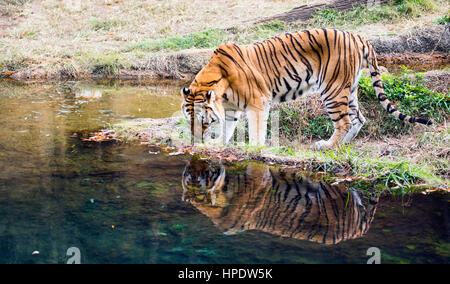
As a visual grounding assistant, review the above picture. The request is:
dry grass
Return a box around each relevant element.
[0,0,302,71]
[0,0,448,78]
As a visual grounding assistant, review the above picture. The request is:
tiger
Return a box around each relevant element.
[181,28,432,149]
[182,157,379,244]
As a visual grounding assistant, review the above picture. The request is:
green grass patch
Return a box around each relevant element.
[122,29,228,53]
[358,67,449,123]
[310,0,437,27]
[75,51,129,76]
[88,18,125,31]
[122,21,288,53]
[262,143,445,190]
[436,13,450,24]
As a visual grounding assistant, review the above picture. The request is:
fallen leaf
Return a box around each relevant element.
[169,149,185,156]
[82,130,117,142]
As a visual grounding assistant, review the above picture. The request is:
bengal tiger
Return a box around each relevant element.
[182,158,379,244]
[181,28,432,149]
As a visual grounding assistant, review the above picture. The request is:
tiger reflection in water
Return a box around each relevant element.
[182,157,379,245]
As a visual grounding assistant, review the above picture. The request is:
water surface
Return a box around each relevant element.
[0,79,448,264]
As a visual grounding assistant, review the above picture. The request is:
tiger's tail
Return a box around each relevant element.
[366,43,432,126]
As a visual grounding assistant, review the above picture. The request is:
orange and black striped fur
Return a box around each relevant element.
[181,28,432,148]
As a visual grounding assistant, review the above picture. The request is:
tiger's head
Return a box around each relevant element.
[181,158,227,207]
[181,60,229,141]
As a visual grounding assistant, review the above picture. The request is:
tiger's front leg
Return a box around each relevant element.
[246,107,270,146]
[220,110,242,144]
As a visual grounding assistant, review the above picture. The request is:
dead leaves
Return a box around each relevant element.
[81,130,117,142]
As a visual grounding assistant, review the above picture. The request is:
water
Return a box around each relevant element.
[0,79,448,264]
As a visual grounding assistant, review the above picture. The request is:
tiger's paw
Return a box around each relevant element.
[314,140,331,150]
[208,137,225,147]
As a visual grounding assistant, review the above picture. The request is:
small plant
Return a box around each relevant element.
[359,67,449,122]
[436,13,450,24]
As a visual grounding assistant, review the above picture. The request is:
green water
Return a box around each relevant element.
[0,79,448,264]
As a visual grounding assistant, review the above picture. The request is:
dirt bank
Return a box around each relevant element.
[6,25,450,80]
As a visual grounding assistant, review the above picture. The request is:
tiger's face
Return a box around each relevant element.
[181,87,220,141]
[181,64,228,141]
[181,158,227,207]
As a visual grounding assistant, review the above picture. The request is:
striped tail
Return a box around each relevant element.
[366,45,432,126]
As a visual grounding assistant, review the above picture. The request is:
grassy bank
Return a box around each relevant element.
[108,70,449,191]
[0,0,448,78]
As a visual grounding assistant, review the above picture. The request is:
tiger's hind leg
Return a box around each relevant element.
[315,90,353,150]
[342,88,366,143]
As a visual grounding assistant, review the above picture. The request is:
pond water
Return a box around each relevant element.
[0,79,448,264]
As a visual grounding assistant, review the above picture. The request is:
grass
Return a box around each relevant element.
[436,13,450,24]
[122,29,228,53]
[0,0,30,16]
[0,0,447,78]
[311,0,438,28]
[237,135,447,191]
[122,21,288,53]
[88,18,125,31]
[75,51,129,76]
[359,68,449,120]
[0,0,301,77]
[122,0,444,54]
[121,0,443,54]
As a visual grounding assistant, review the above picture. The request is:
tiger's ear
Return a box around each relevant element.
[206,90,215,103]
[181,87,190,98]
